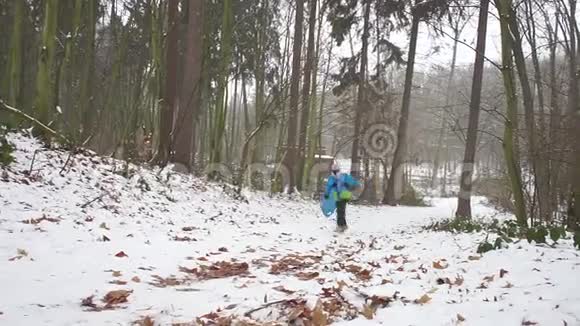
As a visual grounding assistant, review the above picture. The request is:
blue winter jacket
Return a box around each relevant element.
[325,173,360,201]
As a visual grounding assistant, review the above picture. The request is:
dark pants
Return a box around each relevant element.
[336,200,347,227]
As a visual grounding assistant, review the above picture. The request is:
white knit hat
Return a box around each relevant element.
[331,161,340,172]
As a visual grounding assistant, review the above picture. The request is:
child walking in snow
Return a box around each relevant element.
[324,162,360,232]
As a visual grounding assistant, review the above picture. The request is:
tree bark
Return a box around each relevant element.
[432,21,460,190]
[566,0,580,229]
[5,0,25,112]
[155,0,179,166]
[350,0,371,179]
[173,0,203,171]
[34,0,59,141]
[209,0,233,167]
[495,0,527,226]
[283,0,305,193]
[456,0,489,219]
[507,5,549,223]
[297,0,318,190]
[384,12,419,205]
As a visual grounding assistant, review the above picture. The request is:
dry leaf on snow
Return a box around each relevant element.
[100,222,110,230]
[112,271,122,277]
[483,275,495,282]
[133,316,154,326]
[296,271,320,281]
[415,294,432,305]
[132,276,141,283]
[457,314,466,322]
[179,261,249,280]
[311,300,328,326]
[103,289,132,307]
[361,304,375,319]
[468,255,481,261]
[433,260,448,269]
[115,251,128,258]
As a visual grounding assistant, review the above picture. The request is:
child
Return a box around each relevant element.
[324,162,360,232]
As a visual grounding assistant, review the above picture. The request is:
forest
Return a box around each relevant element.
[1,0,579,227]
[0,0,580,324]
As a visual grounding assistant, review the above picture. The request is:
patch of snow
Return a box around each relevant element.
[0,133,578,325]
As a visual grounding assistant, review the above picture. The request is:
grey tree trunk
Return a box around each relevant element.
[282,0,305,193]
[173,0,203,171]
[350,0,371,179]
[456,0,489,219]
[384,13,419,205]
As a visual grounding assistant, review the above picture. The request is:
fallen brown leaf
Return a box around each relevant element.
[115,251,128,258]
[296,271,319,281]
[361,304,375,320]
[112,271,122,277]
[468,255,481,261]
[433,260,448,269]
[179,261,249,280]
[133,316,154,326]
[218,247,229,252]
[132,276,141,283]
[100,222,110,230]
[103,289,132,307]
[483,275,495,282]
[415,294,432,305]
[457,314,466,322]
[311,300,327,326]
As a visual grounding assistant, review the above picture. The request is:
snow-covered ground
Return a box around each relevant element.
[1,134,579,326]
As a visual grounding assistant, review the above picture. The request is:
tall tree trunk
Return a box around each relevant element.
[350,0,371,178]
[283,0,305,193]
[80,0,97,142]
[228,76,239,162]
[507,5,549,223]
[432,21,460,190]
[4,0,25,115]
[547,12,562,218]
[524,1,551,221]
[383,12,419,205]
[251,0,267,164]
[566,0,580,229]
[173,0,203,171]
[495,0,527,226]
[456,0,489,219]
[34,0,59,141]
[59,0,82,140]
[297,0,318,190]
[209,0,233,167]
[155,0,179,165]
[305,0,325,190]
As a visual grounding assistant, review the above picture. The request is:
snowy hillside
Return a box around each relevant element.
[1,133,579,326]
